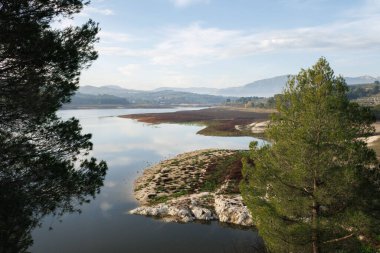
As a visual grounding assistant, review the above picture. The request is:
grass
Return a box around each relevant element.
[140,150,249,205]
[150,195,170,205]
[171,189,189,198]
[200,151,247,193]
[149,190,190,204]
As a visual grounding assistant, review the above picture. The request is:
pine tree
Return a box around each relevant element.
[0,1,107,252]
[241,58,380,253]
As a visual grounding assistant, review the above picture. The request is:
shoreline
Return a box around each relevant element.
[129,149,254,227]
[120,106,272,137]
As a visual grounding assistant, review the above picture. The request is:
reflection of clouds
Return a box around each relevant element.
[106,157,133,167]
[65,108,264,205]
[104,180,117,188]
[148,123,257,157]
[122,183,138,204]
[93,144,126,153]
[100,201,113,212]
[92,119,258,161]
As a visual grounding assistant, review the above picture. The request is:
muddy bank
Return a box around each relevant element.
[120,107,272,137]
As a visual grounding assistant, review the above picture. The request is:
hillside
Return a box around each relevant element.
[63,87,233,108]
[154,75,380,97]
[66,75,380,109]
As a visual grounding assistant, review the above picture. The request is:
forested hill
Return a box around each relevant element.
[63,77,380,109]
[62,89,233,109]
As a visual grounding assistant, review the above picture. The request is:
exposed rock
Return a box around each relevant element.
[129,204,168,216]
[214,195,253,226]
[235,120,269,134]
[250,120,269,134]
[129,192,253,226]
[129,149,254,227]
[190,206,215,220]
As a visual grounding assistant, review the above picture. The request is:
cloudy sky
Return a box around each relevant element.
[65,0,380,90]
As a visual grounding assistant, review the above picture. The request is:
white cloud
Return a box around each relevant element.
[96,46,139,56]
[80,6,114,16]
[95,0,380,69]
[99,31,134,43]
[141,16,380,66]
[171,0,210,8]
[118,64,141,76]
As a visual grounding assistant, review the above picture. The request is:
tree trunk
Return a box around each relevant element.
[312,203,320,253]
[312,175,320,253]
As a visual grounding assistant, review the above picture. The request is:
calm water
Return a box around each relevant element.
[30,108,265,253]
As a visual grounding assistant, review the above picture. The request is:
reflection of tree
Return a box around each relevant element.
[0,117,107,252]
[0,1,107,252]
[0,134,106,251]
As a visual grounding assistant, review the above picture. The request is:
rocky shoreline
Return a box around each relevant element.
[129,149,254,227]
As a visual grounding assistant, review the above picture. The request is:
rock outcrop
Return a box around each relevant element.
[129,192,253,226]
[129,149,254,227]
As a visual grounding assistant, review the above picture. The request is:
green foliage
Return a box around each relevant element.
[200,152,244,193]
[240,58,380,253]
[234,96,276,108]
[69,93,131,106]
[0,1,107,252]
[347,83,380,100]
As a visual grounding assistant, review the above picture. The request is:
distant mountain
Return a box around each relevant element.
[153,76,289,97]
[79,85,141,96]
[68,87,231,108]
[153,75,380,97]
[344,76,380,85]
[78,75,380,102]
[154,87,219,95]
[217,75,290,97]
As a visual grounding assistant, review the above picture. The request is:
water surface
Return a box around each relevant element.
[30,108,265,253]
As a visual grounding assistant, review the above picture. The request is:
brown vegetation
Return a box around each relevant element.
[120,106,273,136]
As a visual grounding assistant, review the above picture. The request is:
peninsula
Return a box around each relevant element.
[120,106,272,137]
[129,149,254,226]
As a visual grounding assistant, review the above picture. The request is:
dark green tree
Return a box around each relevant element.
[241,58,380,253]
[0,1,107,252]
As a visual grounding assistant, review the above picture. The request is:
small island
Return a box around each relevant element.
[129,149,254,226]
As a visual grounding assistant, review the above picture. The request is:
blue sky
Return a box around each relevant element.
[63,0,380,89]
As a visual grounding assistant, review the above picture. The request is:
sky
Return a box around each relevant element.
[61,0,380,90]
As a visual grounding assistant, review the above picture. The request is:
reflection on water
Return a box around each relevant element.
[0,112,107,253]
[29,108,265,253]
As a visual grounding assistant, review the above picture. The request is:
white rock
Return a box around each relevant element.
[191,206,214,220]
[129,204,168,216]
[167,206,194,222]
[214,195,253,226]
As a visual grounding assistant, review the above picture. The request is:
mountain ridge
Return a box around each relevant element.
[79,75,380,98]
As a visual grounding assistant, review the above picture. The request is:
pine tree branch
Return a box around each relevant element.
[322,233,355,244]
[274,175,313,196]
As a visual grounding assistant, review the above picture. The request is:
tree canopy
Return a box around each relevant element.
[241,58,380,253]
[0,1,107,252]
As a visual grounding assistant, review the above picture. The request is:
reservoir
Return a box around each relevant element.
[30,108,265,253]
